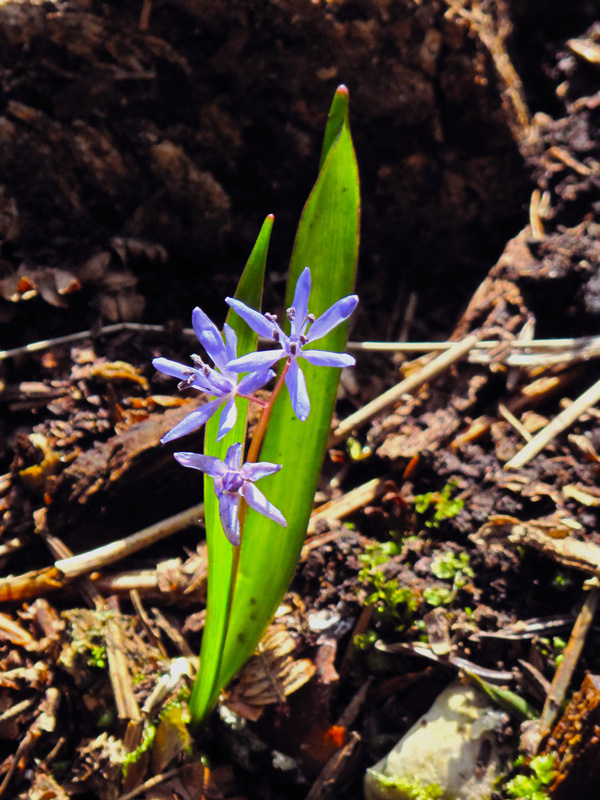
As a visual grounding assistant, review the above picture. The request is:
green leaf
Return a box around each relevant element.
[466,672,538,721]
[210,87,360,709]
[319,84,350,170]
[188,215,273,726]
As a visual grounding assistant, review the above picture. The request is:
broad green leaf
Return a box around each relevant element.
[319,84,349,170]
[189,215,272,726]
[210,88,360,706]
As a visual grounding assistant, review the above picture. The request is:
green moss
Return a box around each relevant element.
[121,722,157,776]
[414,482,464,529]
[358,537,417,630]
[367,770,445,800]
[504,752,557,800]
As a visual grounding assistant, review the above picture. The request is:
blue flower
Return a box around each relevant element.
[153,307,274,443]
[225,268,358,421]
[174,443,286,545]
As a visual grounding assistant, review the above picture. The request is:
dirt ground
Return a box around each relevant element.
[1,1,600,798]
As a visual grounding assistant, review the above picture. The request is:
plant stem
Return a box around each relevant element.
[246,360,290,464]
[225,360,290,676]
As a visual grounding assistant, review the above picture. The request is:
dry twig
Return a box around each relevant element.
[330,333,481,444]
[537,587,599,748]
[504,376,600,469]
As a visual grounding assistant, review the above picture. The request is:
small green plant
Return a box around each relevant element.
[358,538,418,629]
[346,436,372,461]
[367,772,443,800]
[88,644,107,669]
[424,550,474,606]
[353,630,378,650]
[504,753,557,800]
[414,481,464,528]
[122,722,157,776]
[536,636,567,668]
[430,551,473,583]
[552,570,575,591]
[423,585,454,607]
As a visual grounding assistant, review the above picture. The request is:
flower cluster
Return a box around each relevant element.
[175,443,286,546]
[226,267,357,421]
[152,308,274,443]
[154,268,357,542]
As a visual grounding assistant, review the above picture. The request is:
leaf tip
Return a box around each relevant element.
[267,213,275,221]
[336,84,349,96]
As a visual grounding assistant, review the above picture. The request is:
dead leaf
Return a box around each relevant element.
[29,770,70,800]
[0,264,80,306]
[474,514,600,577]
[90,360,149,390]
[569,434,600,463]
[18,433,61,494]
[568,38,600,64]
[563,483,600,507]
[151,704,192,774]
[226,624,315,719]
[521,410,549,433]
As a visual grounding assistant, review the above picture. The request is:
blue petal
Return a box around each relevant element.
[216,397,237,441]
[227,350,283,373]
[240,461,282,481]
[223,323,238,364]
[290,267,311,336]
[218,493,241,546]
[153,358,213,393]
[225,298,278,339]
[160,398,223,443]
[203,367,235,396]
[237,368,275,395]
[307,295,358,342]
[285,360,310,421]
[241,482,287,528]
[186,373,217,394]
[153,357,190,381]
[300,349,356,368]
[224,442,243,471]
[192,307,228,370]
[173,450,227,477]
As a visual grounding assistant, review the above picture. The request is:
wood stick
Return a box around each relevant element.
[537,587,599,745]
[330,333,481,444]
[55,503,205,579]
[307,477,389,534]
[504,376,600,469]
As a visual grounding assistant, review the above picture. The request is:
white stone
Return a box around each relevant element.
[364,681,507,800]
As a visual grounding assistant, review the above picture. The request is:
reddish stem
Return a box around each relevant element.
[246,360,290,464]
[228,360,289,610]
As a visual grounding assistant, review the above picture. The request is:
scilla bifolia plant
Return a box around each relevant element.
[154,86,359,728]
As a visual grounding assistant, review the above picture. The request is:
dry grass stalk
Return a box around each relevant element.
[444,0,532,142]
[55,503,205,579]
[106,612,142,722]
[504,376,600,469]
[330,333,481,444]
[307,477,389,534]
[537,587,599,748]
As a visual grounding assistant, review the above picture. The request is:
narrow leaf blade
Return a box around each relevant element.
[319,85,349,171]
[189,216,273,726]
